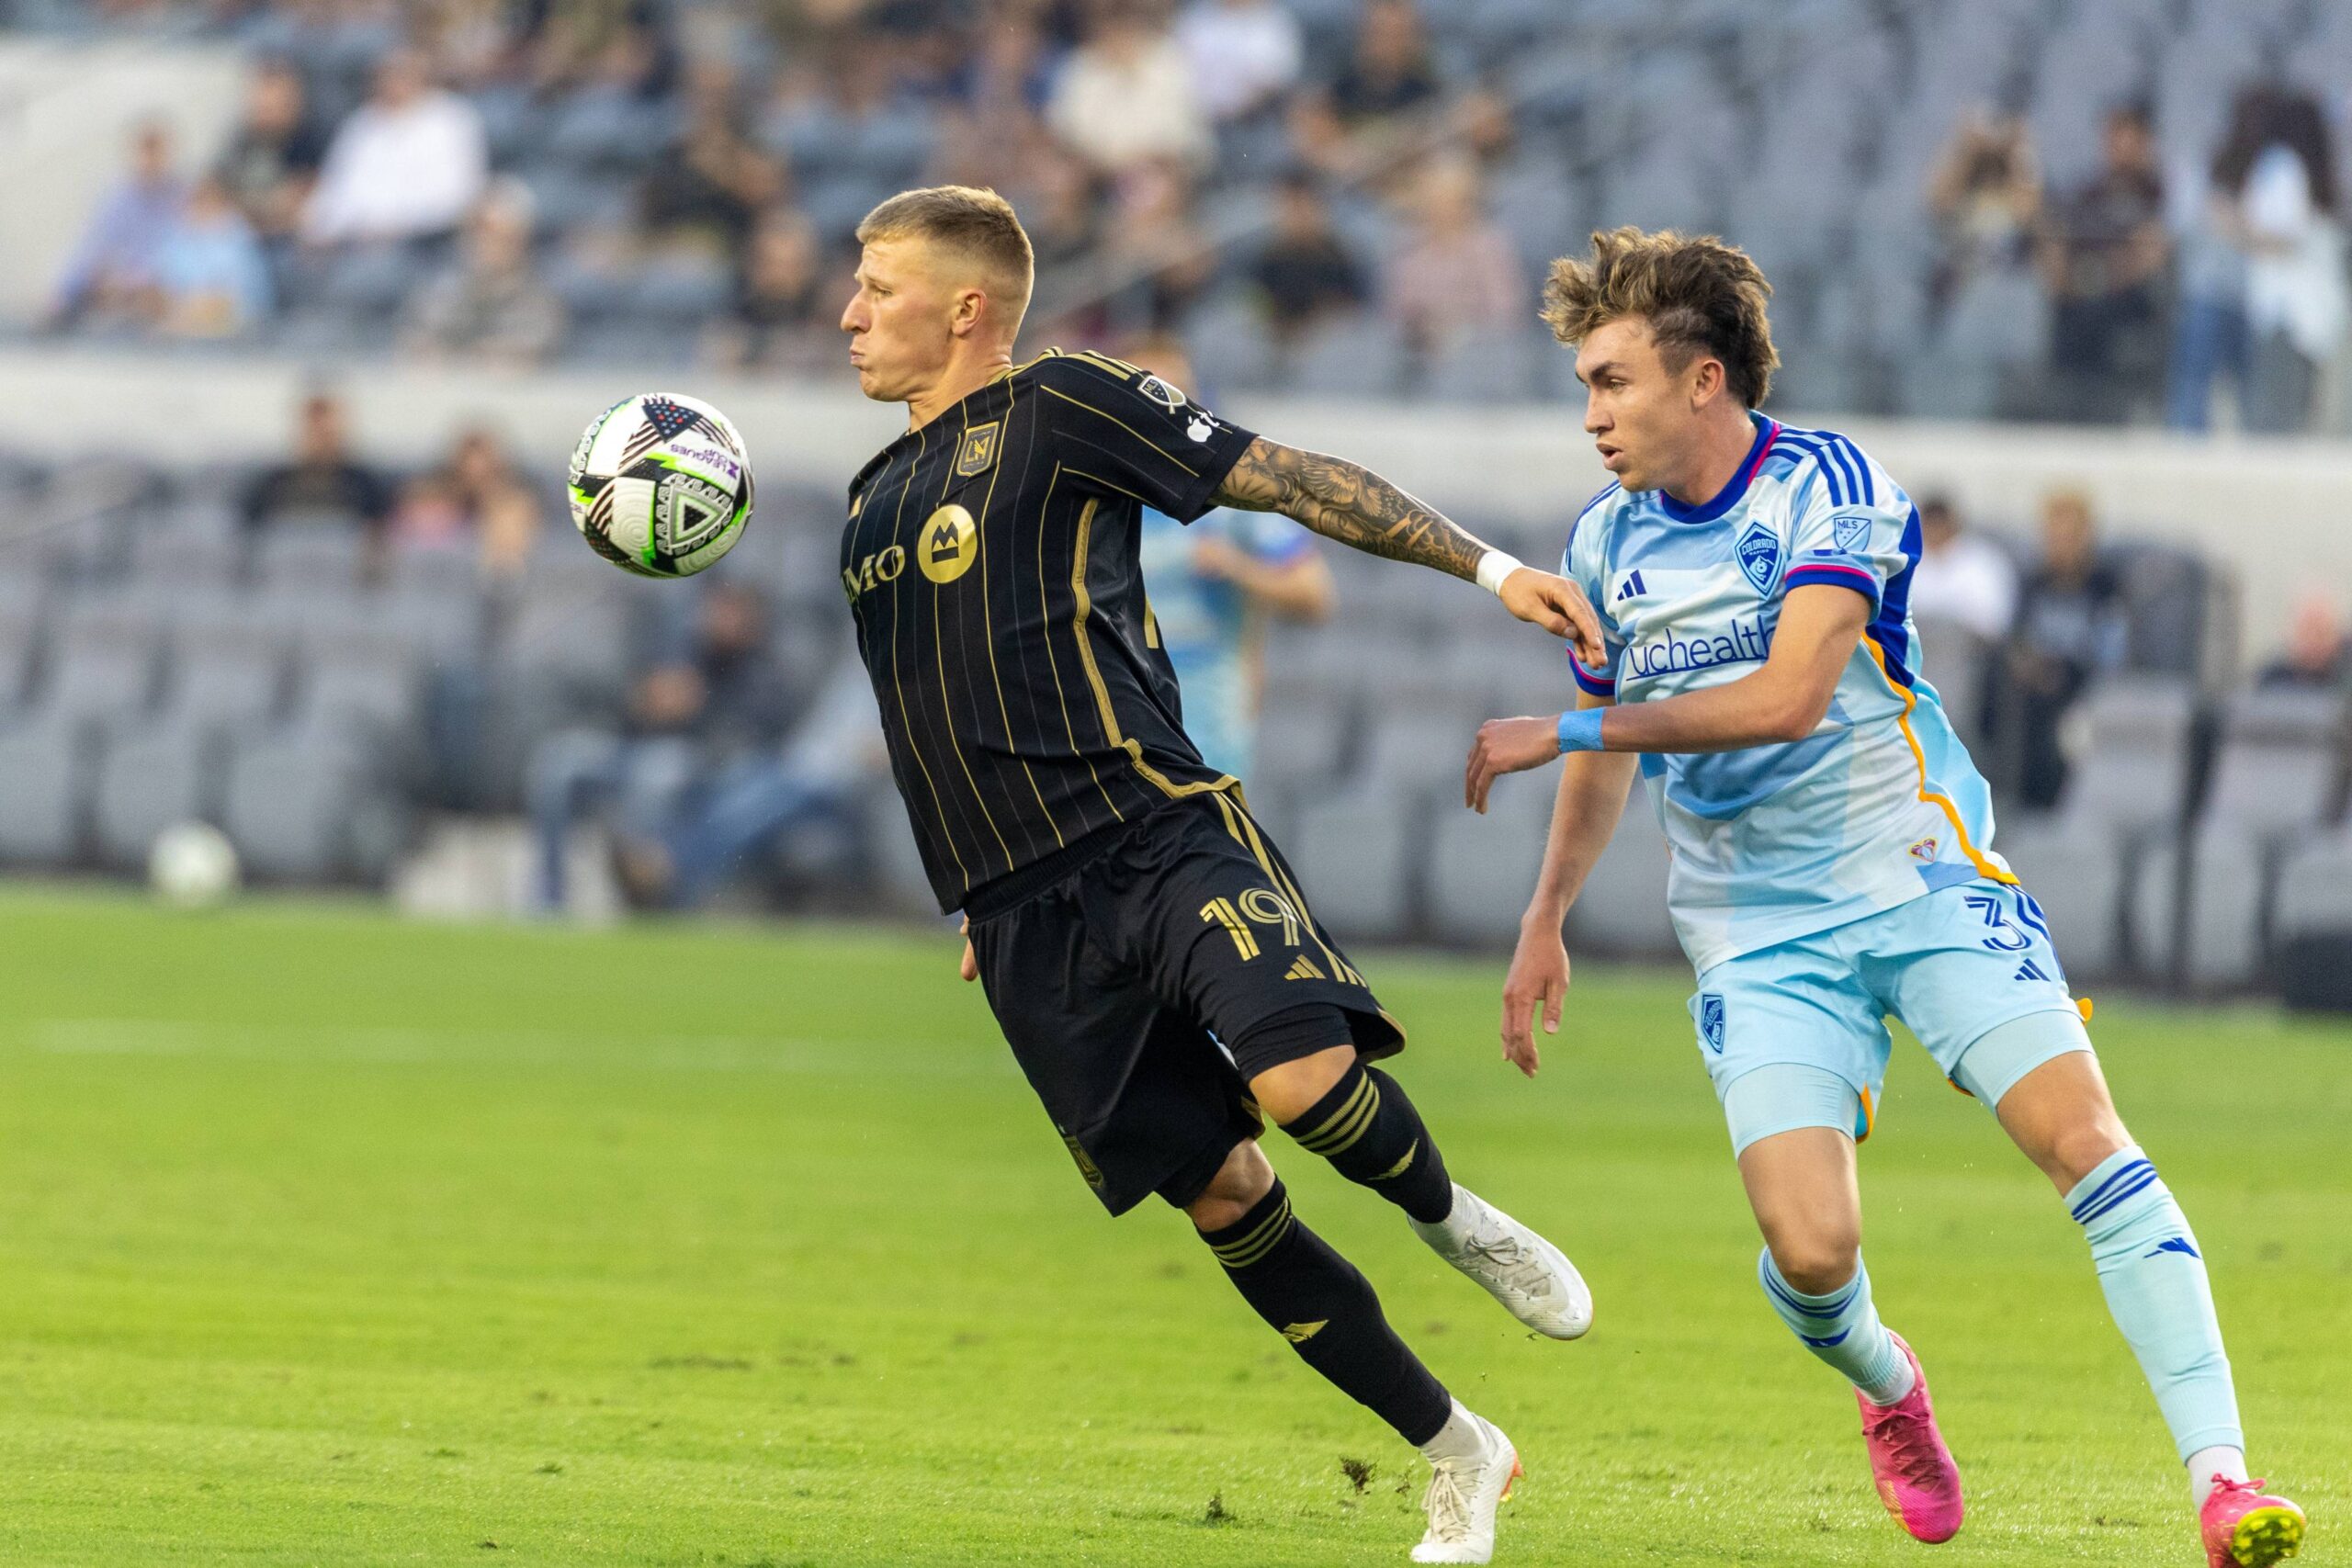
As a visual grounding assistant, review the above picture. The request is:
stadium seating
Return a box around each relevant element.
[2132,688,2349,992]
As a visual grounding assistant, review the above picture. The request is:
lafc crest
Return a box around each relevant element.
[956,421,1001,479]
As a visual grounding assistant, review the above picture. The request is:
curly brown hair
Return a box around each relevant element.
[1540,227,1780,408]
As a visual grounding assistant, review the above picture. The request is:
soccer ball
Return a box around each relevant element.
[149,821,239,908]
[566,392,754,578]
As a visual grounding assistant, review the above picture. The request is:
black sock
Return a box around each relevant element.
[1279,1064,1454,1224]
[1199,1179,1452,1445]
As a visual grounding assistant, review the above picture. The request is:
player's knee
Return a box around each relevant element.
[1185,1139,1274,1232]
[2039,1113,2134,1192]
[1766,1232,1861,1296]
[1247,1042,1357,1125]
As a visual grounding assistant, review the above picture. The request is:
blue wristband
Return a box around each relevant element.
[1556,708,1605,754]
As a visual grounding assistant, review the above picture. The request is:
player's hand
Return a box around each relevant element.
[958,916,978,983]
[1498,567,1607,670]
[1499,919,1572,1077]
[1464,715,1563,813]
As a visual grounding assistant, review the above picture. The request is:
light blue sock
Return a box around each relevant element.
[1758,1248,1913,1405]
[2067,1145,2244,1463]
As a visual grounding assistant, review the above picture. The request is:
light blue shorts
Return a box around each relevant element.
[1690,879,2093,1155]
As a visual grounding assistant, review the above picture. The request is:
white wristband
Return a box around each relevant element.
[1475,550,1523,595]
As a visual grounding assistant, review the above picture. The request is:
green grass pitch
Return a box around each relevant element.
[0,885,2342,1566]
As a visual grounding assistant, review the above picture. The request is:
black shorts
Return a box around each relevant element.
[966,790,1403,1216]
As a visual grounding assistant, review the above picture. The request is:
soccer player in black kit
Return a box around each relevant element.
[837,186,1603,1565]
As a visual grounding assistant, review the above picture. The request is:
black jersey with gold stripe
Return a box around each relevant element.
[840,349,1261,911]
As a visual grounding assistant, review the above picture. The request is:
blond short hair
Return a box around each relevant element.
[857,185,1035,327]
[1541,226,1781,408]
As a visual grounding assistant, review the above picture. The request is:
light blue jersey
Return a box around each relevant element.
[1564,412,2018,976]
[1139,504,1312,780]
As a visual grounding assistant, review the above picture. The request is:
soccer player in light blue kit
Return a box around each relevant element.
[1461,227,2307,1567]
[1128,338,1337,780]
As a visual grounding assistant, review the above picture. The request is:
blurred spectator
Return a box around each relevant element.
[413,0,528,90]
[1249,174,1368,337]
[47,120,183,330]
[1012,145,1104,271]
[215,59,327,243]
[2169,86,2347,434]
[1046,0,1211,175]
[1996,490,2127,807]
[931,3,1057,198]
[1927,109,2041,317]
[1175,0,1302,125]
[965,0,1057,131]
[2037,102,2166,423]
[1293,0,1442,181]
[1382,158,1526,355]
[642,65,785,257]
[614,660,890,910]
[2256,593,2347,690]
[243,391,394,538]
[152,175,274,338]
[528,580,791,911]
[1125,333,1333,780]
[388,426,546,580]
[2236,89,2342,434]
[706,207,829,370]
[1907,494,2018,642]
[401,182,567,367]
[302,49,489,246]
[1101,164,1216,330]
[530,8,675,98]
[2167,88,2264,432]
[1452,85,1519,174]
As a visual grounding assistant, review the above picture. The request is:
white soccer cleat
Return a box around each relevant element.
[1411,1411,1521,1564]
[1411,1183,1593,1339]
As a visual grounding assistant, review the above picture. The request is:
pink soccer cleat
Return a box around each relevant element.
[2201,1476,2305,1567]
[1855,1331,1963,1544]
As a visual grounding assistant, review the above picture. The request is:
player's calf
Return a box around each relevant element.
[1984,1034,2271,1516]
[1249,1021,1454,1224]
[1193,1165,1453,1447]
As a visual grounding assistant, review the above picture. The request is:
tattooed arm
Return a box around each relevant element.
[1211,436,1606,660]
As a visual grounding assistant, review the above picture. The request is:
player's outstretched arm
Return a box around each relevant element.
[1463,584,1871,807]
[1211,436,1606,663]
[1499,700,1640,1078]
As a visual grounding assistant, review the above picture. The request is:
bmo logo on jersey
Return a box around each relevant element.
[842,544,906,602]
